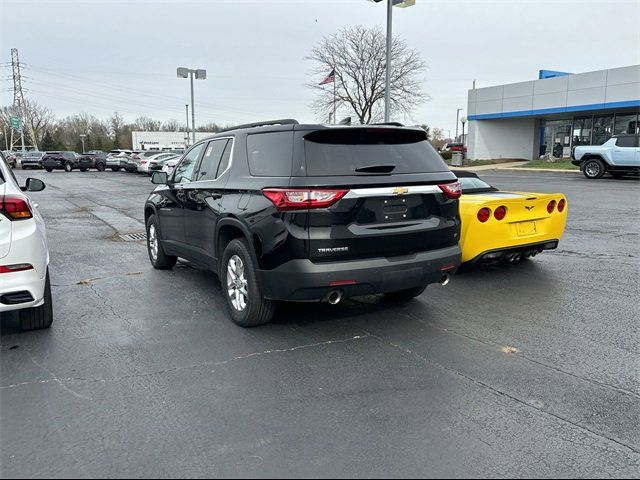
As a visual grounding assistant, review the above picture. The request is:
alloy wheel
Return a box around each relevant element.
[585,161,600,178]
[148,224,158,262]
[227,255,248,311]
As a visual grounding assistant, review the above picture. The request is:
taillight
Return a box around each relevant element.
[557,198,566,212]
[477,207,491,222]
[0,195,33,220]
[0,264,34,274]
[262,188,349,211]
[438,182,462,199]
[141,161,148,165]
[547,200,556,214]
[494,205,507,221]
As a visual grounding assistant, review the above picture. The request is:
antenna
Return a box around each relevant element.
[9,48,38,151]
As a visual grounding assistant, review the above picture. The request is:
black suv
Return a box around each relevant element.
[77,151,108,171]
[42,151,80,172]
[144,120,462,327]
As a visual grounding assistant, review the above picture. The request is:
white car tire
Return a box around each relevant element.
[19,270,53,331]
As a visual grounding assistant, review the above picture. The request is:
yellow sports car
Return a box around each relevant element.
[454,171,568,264]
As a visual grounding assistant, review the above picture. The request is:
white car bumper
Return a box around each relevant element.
[138,162,150,173]
[0,219,48,313]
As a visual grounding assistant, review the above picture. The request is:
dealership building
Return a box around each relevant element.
[131,131,217,151]
[466,65,640,160]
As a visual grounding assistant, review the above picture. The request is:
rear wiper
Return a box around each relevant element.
[355,164,396,174]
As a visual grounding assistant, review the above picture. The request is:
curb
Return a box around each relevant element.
[505,167,579,174]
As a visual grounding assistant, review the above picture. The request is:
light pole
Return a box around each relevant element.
[79,134,86,153]
[369,0,416,122]
[460,116,467,158]
[455,108,463,141]
[185,104,190,148]
[177,67,206,144]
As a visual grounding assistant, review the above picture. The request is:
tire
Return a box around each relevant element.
[45,168,53,173]
[21,165,27,170]
[19,270,53,331]
[96,162,106,172]
[146,214,177,270]
[384,285,427,302]
[64,162,73,172]
[583,158,605,179]
[111,167,120,172]
[221,238,275,327]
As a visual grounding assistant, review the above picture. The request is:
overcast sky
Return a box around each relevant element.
[1,0,639,135]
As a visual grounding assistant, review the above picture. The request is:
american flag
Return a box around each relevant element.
[319,69,335,85]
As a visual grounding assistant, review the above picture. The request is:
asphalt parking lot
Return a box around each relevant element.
[1,169,639,478]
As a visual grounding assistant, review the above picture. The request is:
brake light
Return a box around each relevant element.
[494,205,507,221]
[0,195,33,220]
[438,182,462,199]
[262,188,348,211]
[477,207,491,222]
[557,198,566,212]
[0,264,33,274]
[141,161,148,165]
[547,200,556,214]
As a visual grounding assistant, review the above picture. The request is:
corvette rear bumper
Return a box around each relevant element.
[466,239,559,264]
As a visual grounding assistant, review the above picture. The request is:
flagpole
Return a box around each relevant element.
[332,68,337,124]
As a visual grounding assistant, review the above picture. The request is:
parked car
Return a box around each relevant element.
[0,152,53,330]
[161,157,180,176]
[77,150,107,172]
[139,152,177,174]
[42,151,81,172]
[453,170,567,264]
[3,151,20,168]
[105,150,132,172]
[20,151,45,170]
[144,119,461,327]
[440,143,467,153]
[572,134,640,179]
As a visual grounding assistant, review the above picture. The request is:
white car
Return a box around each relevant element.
[0,153,52,330]
[105,150,132,172]
[138,152,178,174]
[162,158,180,176]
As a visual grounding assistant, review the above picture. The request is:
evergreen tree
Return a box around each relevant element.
[40,131,58,151]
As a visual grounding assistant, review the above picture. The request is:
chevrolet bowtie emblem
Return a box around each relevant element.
[393,187,409,196]
[525,205,535,210]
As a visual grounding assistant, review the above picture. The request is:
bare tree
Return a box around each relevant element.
[134,116,161,132]
[162,119,182,132]
[308,25,428,124]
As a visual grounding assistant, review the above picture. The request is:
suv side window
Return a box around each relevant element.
[616,136,636,148]
[247,132,293,176]
[173,143,206,183]
[216,140,233,178]
[195,139,229,181]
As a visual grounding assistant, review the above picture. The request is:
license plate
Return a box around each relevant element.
[516,221,537,236]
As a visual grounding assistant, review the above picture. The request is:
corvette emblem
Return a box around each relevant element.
[525,205,535,211]
[393,187,409,196]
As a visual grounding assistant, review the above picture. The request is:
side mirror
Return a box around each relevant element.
[22,178,46,192]
[151,171,168,185]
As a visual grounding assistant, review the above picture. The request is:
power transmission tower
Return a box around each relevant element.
[9,48,38,151]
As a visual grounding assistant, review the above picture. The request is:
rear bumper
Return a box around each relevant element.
[258,245,461,301]
[41,160,65,169]
[466,239,559,264]
[0,268,46,312]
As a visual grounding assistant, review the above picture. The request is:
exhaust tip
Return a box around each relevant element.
[327,289,343,305]
[439,273,451,286]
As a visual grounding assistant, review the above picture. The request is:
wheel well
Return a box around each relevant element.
[144,207,155,224]
[218,225,246,258]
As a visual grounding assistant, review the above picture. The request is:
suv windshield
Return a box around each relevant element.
[303,128,447,176]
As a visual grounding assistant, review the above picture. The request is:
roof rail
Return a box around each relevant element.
[371,122,405,127]
[219,119,299,133]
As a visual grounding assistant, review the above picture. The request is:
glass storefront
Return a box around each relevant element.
[540,111,639,158]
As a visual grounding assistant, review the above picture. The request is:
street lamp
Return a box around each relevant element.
[456,108,463,140]
[369,0,416,122]
[460,116,467,158]
[79,134,87,153]
[177,67,207,144]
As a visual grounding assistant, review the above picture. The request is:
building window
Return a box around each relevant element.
[541,119,572,159]
[613,113,639,135]
[592,115,614,145]
[572,117,593,147]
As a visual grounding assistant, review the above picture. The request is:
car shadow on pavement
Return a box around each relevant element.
[0,312,21,336]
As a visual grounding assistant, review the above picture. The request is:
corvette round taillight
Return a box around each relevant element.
[547,200,556,214]
[557,198,566,212]
[477,207,491,223]
[494,206,507,221]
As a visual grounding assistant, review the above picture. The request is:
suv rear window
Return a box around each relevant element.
[247,132,293,177]
[616,136,638,148]
[303,128,447,176]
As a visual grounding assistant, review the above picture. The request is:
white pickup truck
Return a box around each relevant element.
[572,134,639,179]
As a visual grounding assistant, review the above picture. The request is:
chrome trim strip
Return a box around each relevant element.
[344,185,442,198]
